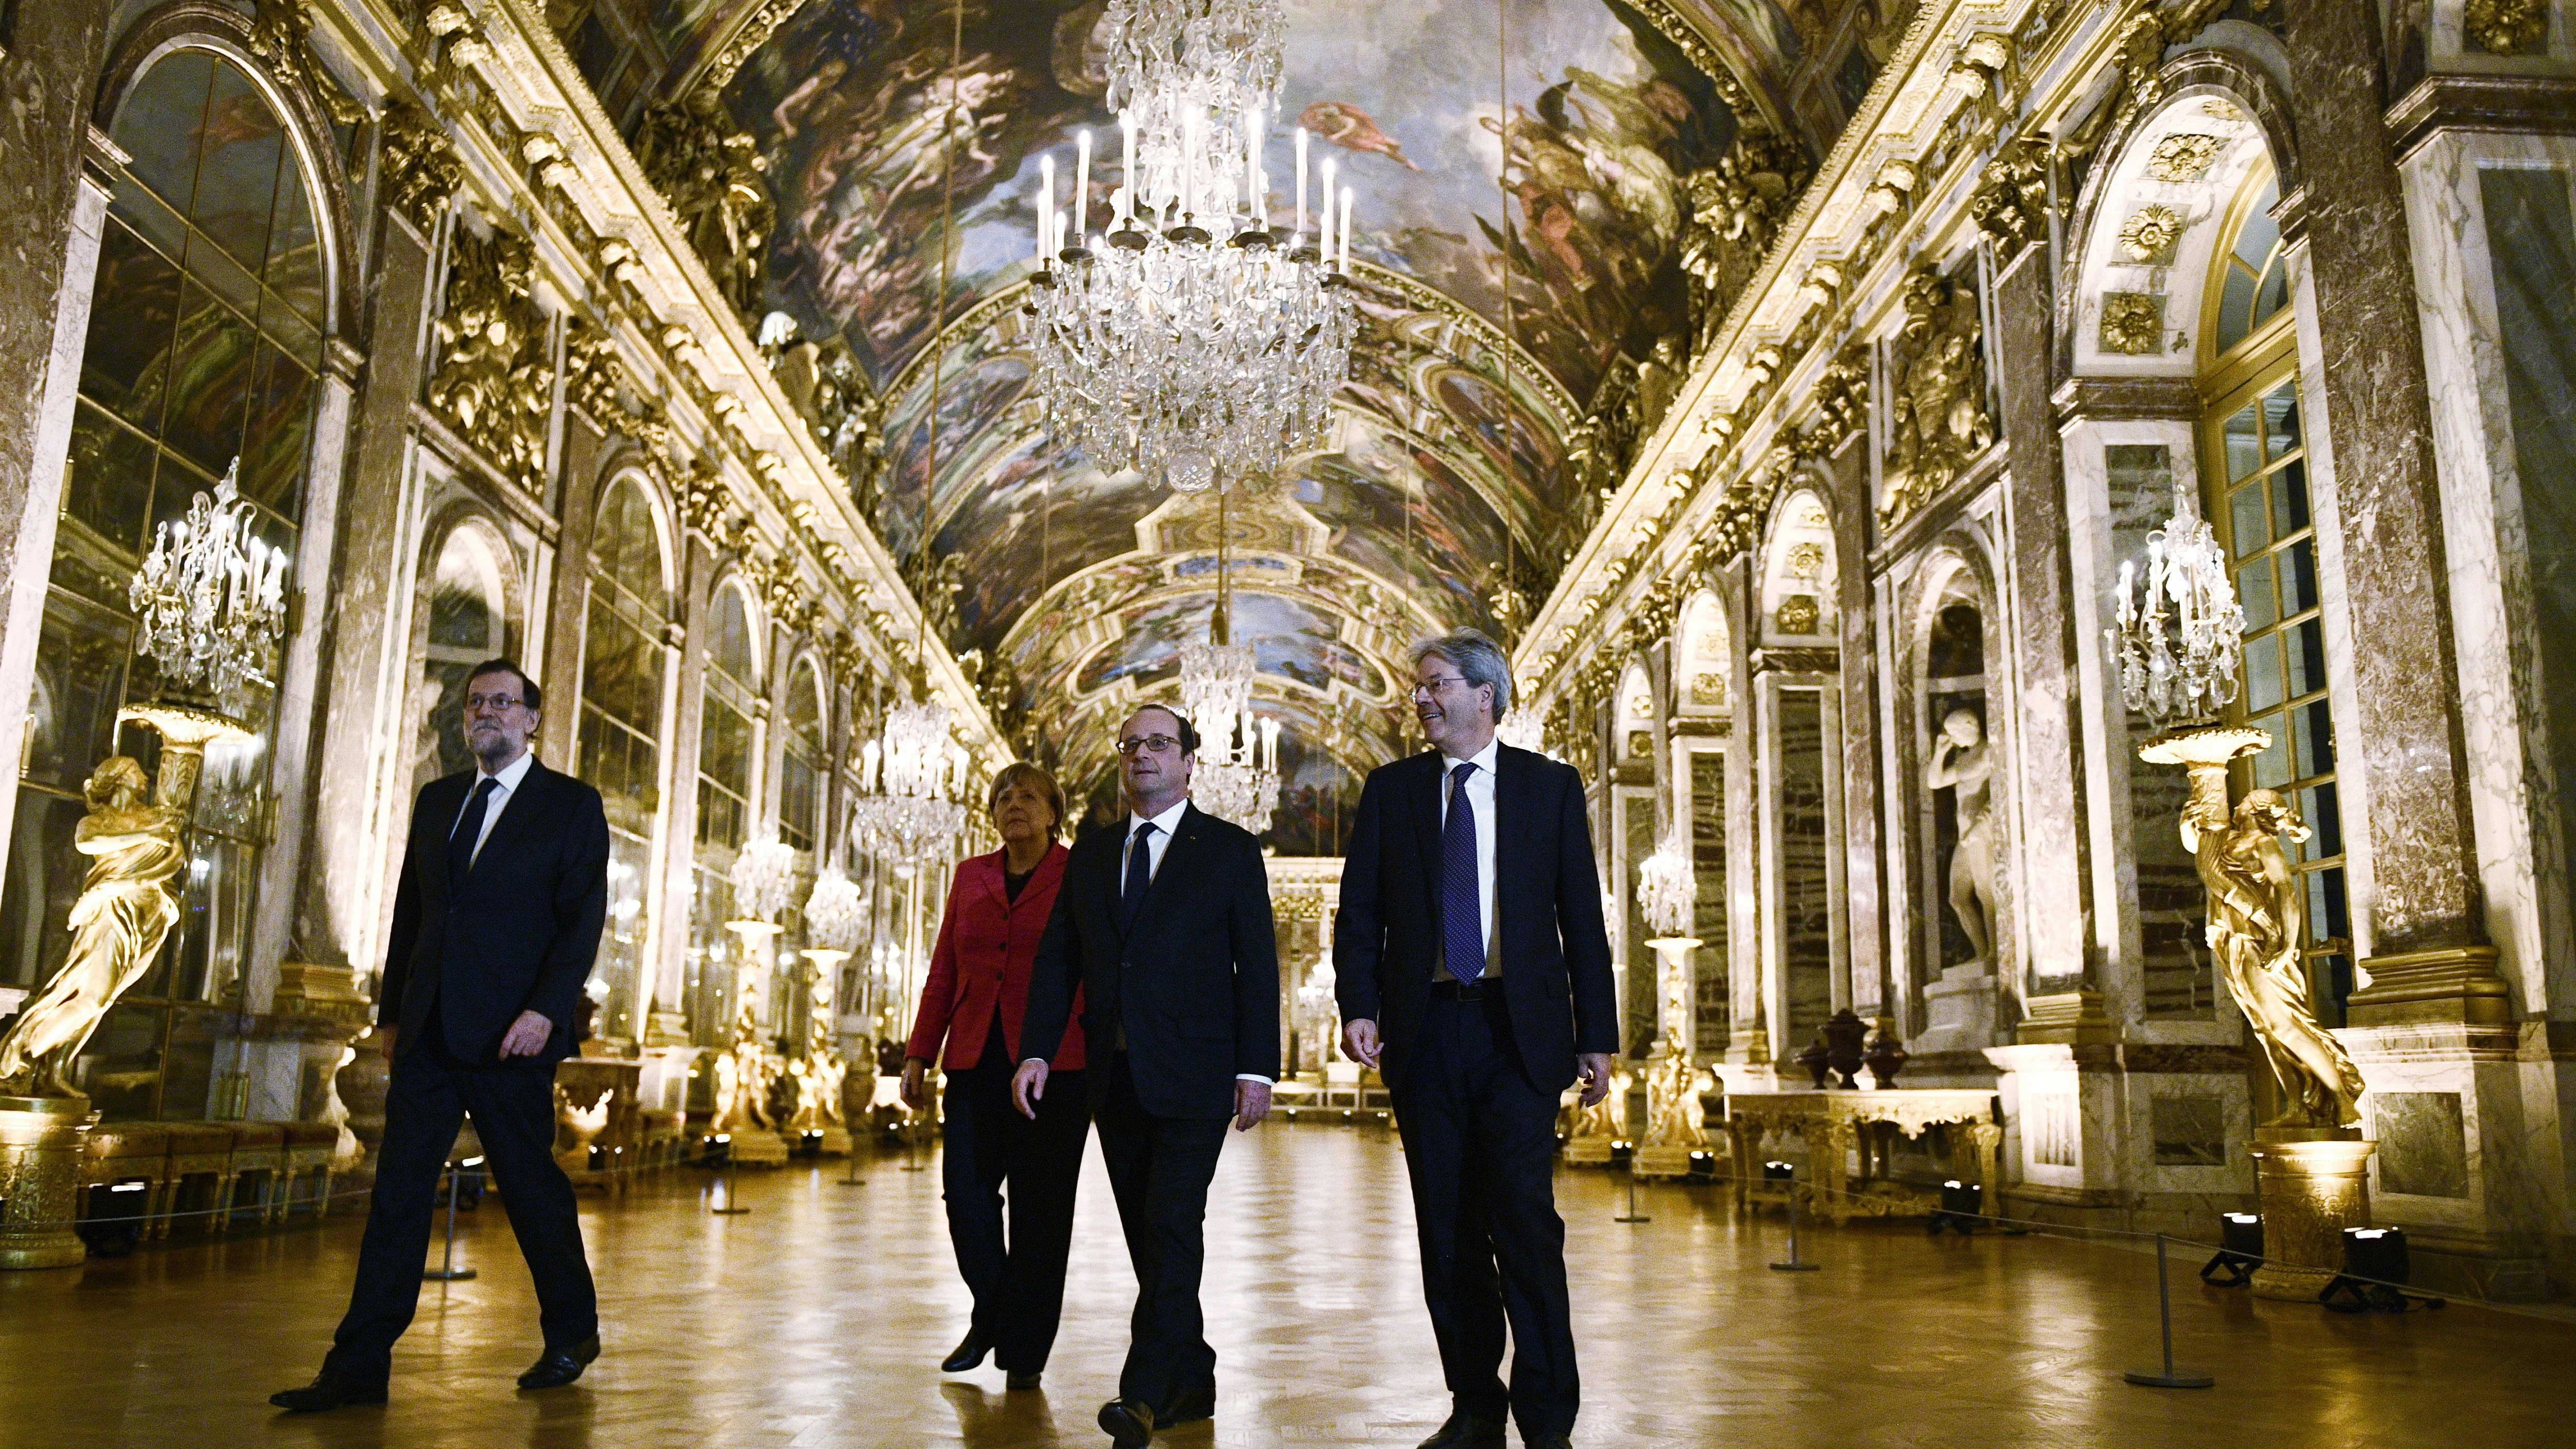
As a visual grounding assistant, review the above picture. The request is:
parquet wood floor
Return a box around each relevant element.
[2,1125,2567,1447]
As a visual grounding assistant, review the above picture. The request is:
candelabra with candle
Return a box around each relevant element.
[1026,0,1358,494]
[2107,479,2247,728]
[849,697,971,863]
[128,457,291,720]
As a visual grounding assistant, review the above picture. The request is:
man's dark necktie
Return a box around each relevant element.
[448,777,500,894]
[1121,821,1157,929]
[1442,761,1484,982]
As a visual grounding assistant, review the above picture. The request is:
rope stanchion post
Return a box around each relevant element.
[2123,1233,2214,1389]
[1769,1163,1819,1272]
[423,1157,479,1282]
[708,1134,750,1215]
[1614,1155,1650,1225]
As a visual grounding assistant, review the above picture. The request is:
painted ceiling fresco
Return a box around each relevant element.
[679,0,1818,842]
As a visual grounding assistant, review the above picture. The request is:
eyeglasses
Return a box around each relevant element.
[1411,675,1472,701]
[1115,734,1182,757]
[464,692,526,713]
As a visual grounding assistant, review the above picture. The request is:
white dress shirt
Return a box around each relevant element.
[1123,798,1272,1087]
[1437,738,1500,979]
[451,749,534,868]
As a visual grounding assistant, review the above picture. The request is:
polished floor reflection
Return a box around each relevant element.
[3,1126,2568,1447]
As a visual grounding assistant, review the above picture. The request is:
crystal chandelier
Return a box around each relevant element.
[128,457,290,716]
[1026,0,1359,494]
[1176,636,1280,832]
[1496,698,1550,757]
[2107,479,2248,727]
[1636,837,1698,941]
[849,698,970,861]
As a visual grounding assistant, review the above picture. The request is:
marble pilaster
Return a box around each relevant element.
[1988,246,2091,1002]
[2279,0,2495,982]
[0,2,116,877]
[1828,438,1888,1025]
[653,535,716,1043]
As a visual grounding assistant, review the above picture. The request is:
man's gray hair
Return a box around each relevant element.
[1411,629,1512,724]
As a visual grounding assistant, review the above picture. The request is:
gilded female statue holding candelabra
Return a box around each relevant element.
[0,758,186,1099]
[2183,773,2367,1129]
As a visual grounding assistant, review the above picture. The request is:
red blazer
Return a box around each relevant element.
[906,843,1086,1071]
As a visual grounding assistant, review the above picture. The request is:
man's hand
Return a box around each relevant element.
[1011,1059,1049,1119]
[496,1011,553,1060]
[1576,1051,1614,1107]
[376,1026,399,1060]
[900,1057,931,1111]
[1233,1079,1273,1132]
[1341,1018,1382,1069]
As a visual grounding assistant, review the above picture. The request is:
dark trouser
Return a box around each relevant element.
[1091,1051,1229,1411]
[1393,992,1579,1439]
[328,1028,598,1376]
[942,1050,1090,1373]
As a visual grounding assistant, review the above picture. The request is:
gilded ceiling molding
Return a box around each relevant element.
[688,0,817,97]
[1638,0,1791,142]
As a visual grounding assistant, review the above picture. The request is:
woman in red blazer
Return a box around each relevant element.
[902,762,1088,1389]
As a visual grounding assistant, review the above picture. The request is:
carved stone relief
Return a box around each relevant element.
[428,226,553,495]
[1878,264,1994,531]
[380,99,464,236]
[634,91,776,319]
[2116,203,2185,264]
[2099,291,2166,354]
[2146,132,2226,183]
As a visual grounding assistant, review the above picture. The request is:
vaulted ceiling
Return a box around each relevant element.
[598,0,1894,843]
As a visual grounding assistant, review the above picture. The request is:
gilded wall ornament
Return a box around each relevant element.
[1807,343,1870,451]
[1775,594,1822,635]
[633,91,776,318]
[2116,204,2186,264]
[1690,671,1726,707]
[1969,135,2053,254]
[2099,291,2166,354]
[563,317,625,421]
[380,99,463,236]
[1786,541,1826,579]
[1680,128,1811,352]
[1878,265,1995,532]
[248,0,367,125]
[2464,0,2550,55]
[427,226,553,493]
[2146,133,2227,182]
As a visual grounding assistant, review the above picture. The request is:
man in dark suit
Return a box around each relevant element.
[1014,703,1280,1449]
[1336,629,1617,1449]
[274,658,612,1412]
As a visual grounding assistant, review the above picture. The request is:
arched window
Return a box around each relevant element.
[0,49,327,1119]
[689,581,761,1037]
[778,660,826,854]
[577,474,669,1043]
[2199,167,2351,1029]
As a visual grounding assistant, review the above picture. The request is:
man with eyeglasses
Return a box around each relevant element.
[1335,629,1616,1449]
[1015,703,1280,1448]
[275,658,612,1412]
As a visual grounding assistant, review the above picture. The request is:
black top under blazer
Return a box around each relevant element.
[377,757,612,1067]
[1333,744,1618,1095]
[1018,802,1281,1120]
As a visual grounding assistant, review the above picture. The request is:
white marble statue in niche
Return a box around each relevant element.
[1926,708,1998,964]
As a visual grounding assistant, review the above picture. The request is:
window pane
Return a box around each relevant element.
[159,281,258,475]
[188,63,284,272]
[238,342,313,514]
[2247,711,2290,788]
[2234,183,2281,271]
[2254,261,2291,330]
[80,223,182,427]
[2303,780,2344,859]
[2270,458,2311,535]
[2230,480,2270,556]
[111,53,215,218]
[2282,536,2319,613]
[2288,617,2328,697]
[2314,862,2350,940]
[2219,268,2257,353]
[2264,384,2301,454]
[2236,555,2277,632]
[2292,698,2335,779]
[264,156,325,327]
[61,402,159,559]
[2245,633,2285,711]
[2225,405,2263,483]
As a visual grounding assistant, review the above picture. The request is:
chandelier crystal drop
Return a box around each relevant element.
[849,698,970,861]
[127,457,290,716]
[1175,639,1281,833]
[1027,0,1359,494]
[2107,480,2248,727]
[729,836,805,923]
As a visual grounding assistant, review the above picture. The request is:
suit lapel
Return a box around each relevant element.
[1409,752,1444,895]
[1123,804,1200,943]
[1492,745,1536,958]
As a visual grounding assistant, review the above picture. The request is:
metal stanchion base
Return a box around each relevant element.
[2122,1370,2215,1389]
[1767,1259,1821,1272]
[1612,1174,1651,1224]
[708,1171,751,1215]
[423,1266,479,1281]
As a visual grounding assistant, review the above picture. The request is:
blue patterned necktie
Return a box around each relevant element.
[1122,822,1157,929]
[448,777,500,894]
[1442,761,1484,982]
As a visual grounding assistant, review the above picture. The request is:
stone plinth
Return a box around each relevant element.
[1,1095,98,1269]
[1632,1143,1699,1180]
[2249,1131,2375,1302]
[727,1129,790,1166]
[1914,963,1996,1054]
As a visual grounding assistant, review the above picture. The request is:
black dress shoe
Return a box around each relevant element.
[1520,1434,1573,1449]
[941,1331,990,1373]
[1155,1383,1215,1427]
[1097,1396,1155,1448]
[269,1369,387,1413]
[1416,1410,1507,1448]
[1005,1370,1043,1391]
[516,1335,599,1390]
